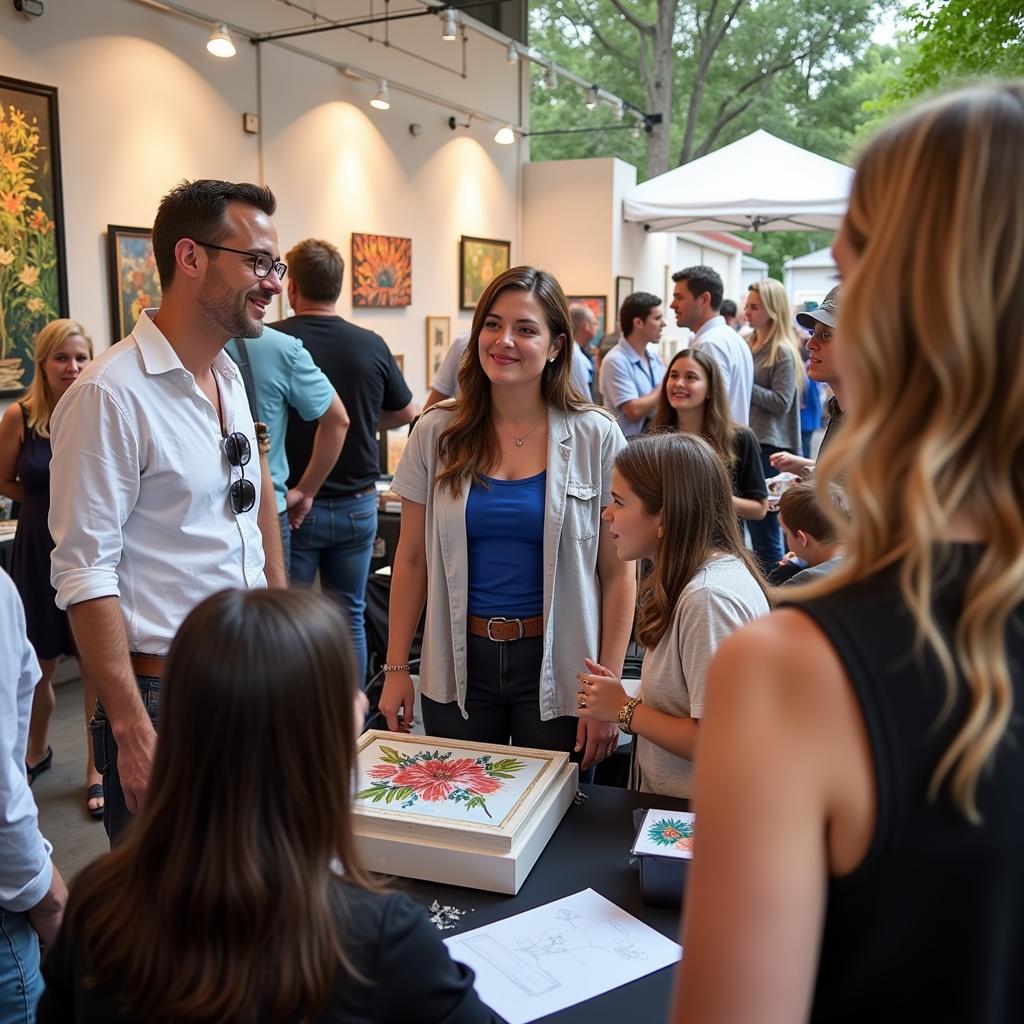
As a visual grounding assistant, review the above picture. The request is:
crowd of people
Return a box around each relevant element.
[1,79,1022,1022]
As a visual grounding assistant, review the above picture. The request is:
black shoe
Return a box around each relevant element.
[26,746,53,785]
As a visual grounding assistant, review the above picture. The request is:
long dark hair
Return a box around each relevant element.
[64,589,377,1023]
[651,348,736,470]
[436,265,592,496]
[616,433,770,649]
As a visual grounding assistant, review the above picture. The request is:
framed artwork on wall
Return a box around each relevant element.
[352,232,412,307]
[615,276,634,316]
[566,295,608,340]
[460,235,510,310]
[0,75,68,395]
[107,226,161,340]
[425,315,451,386]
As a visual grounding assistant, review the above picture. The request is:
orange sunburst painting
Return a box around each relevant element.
[351,232,412,307]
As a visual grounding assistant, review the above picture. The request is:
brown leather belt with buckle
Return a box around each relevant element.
[467,615,543,642]
[130,653,167,679]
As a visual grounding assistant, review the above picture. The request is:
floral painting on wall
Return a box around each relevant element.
[107,226,161,340]
[460,235,510,310]
[352,232,412,307]
[0,76,68,395]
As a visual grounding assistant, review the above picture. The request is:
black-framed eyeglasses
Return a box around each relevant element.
[195,241,287,281]
[223,432,256,514]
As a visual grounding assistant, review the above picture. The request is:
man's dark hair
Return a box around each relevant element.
[672,265,724,311]
[619,291,662,338]
[151,179,277,289]
[720,298,737,319]
[286,238,345,304]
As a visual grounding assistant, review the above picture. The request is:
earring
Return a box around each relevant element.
[548,357,556,363]
[657,526,664,539]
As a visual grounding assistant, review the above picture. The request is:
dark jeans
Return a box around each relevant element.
[90,675,160,845]
[747,443,787,571]
[278,508,291,576]
[421,633,579,754]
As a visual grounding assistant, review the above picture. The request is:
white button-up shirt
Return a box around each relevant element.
[694,315,754,426]
[49,311,266,655]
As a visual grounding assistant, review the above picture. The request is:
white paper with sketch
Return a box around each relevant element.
[444,888,682,1024]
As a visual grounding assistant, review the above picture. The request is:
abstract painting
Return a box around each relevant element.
[0,76,68,395]
[425,315,450,385]
[352,232,411,307]
[354,734,554,829]
[107,226,161,340]
[460,235,510,310]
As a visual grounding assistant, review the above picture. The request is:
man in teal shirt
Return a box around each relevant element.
[226,326,349,570]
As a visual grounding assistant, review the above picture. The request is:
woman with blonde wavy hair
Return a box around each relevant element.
[744,278,804,568]
[0,318,101,817]
[673,82,1024,1023]
[380,266,635,771]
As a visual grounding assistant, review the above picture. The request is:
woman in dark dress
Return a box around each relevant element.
[37,588,497,1024]
[650,347,768,523]
[0,318,100,816]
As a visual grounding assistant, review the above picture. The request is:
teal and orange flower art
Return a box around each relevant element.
[647,817,694,851]
[356,746,526,819]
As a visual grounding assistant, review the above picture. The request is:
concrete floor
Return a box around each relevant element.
[33,669,109,881]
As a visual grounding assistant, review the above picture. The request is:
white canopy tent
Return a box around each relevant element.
[622,130,854,233]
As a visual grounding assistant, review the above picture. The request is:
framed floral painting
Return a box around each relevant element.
[460,235,510,310]
[107,225,161,340]
[0,76,68,395]
[352,232,412,307]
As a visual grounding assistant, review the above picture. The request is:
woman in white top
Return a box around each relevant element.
[577,432,770,799]
[380,266,636,770]
[745,278,804,570]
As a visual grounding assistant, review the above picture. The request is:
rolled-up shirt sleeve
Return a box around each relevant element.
[49,381,141,609]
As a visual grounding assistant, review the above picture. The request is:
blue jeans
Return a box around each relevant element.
[279,509,291,575]
[91,675,161,845]
[0,908,41,1022]
[289,491,377,685]
[747,444,787,571]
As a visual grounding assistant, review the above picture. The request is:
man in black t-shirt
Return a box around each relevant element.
[272,238,417,684]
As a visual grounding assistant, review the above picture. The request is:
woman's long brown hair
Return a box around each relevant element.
[651,348,736,470]
[63,589,378,1023]
[616,433,770,650]
[436,265,593,496]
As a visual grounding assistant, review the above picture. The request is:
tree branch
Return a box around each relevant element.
[570,0,633,64]
[608,0,653,37]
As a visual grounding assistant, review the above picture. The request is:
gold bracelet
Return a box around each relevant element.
[382,663,411,674]
[618,696,642,734]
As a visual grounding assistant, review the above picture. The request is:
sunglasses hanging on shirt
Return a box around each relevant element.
[223,431,256,514]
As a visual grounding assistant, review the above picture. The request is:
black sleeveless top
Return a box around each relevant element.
[790,546,1024,1023]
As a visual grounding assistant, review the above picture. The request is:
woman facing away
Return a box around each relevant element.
[36,588,497,1024]
[744,279,804,568]
[576,433,770,801]
[650,347,768,523]
[0,318,102,817]
[379,266,636,772]
[673,82,1024,1023]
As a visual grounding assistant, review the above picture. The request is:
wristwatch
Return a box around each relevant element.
[617,697,642,734]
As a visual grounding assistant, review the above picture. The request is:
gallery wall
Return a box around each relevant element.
[0,0,522,393]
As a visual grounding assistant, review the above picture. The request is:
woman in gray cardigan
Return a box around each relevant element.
[744,279,804,569]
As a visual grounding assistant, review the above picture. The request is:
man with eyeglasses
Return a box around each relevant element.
[49,179,287,842]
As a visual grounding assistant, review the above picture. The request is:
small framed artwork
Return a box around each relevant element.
[566,295,608,338]
[460,235,510,310]
[352,233,412,307]
[107,226,161,340]
[0,76,69,395]
[664,264,673,309]
[425,316,451,386]
[615,275,634,315]
[393,353,405,374]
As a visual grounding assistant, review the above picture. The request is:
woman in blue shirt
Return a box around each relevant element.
[380,267,635,770]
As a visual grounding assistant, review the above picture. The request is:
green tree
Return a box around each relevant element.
[528,0,886,177]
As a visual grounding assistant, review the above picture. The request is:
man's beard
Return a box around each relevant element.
[199,270,264,340]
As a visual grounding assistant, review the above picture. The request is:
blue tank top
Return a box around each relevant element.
[466,471,546,618]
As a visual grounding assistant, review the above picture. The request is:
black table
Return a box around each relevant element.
[397,783,687,1024]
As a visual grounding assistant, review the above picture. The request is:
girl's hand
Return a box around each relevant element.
[576,671,629,724]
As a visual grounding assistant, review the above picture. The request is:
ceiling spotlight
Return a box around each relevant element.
[506,42,519,64]
[370,79,390,111]
[494,124,515,145]
[441,7,458,40]
[206,23,236,58]
[543,64,558,91]
[584,86,598,110]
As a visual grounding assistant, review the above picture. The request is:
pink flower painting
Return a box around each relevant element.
[358,746,526,818]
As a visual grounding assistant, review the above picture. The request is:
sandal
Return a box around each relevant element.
[87,783,104,821]
[26,747,52,785]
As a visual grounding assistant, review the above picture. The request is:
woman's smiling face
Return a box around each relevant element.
[664,355,709,414]
[477,289,562,386]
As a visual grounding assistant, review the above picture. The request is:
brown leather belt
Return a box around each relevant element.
[467,615,543,642]
[130,653,167,679]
